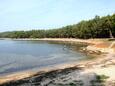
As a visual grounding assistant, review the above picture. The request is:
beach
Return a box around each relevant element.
[0,38,115,86]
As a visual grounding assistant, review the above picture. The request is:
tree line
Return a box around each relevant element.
[0,14,115,39]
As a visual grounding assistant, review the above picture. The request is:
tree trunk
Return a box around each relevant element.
[109,29,114,38]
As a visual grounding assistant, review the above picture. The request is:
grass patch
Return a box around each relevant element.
[90,75,109,86]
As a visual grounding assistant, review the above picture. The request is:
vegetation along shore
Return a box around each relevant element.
[0,14,115,39]
[0,13,115,86]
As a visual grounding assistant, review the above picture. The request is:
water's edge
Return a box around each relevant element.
[0,38,103,85]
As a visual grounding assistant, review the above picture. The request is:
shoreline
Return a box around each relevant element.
[0,38,115,85]
[11,38,115,54]
[1,52,115,86]
[0,38,103,44]
[11,38,102,44]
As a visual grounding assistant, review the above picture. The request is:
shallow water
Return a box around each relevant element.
[0,40,87,75]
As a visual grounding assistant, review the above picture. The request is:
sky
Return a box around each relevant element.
[0,0,115,32]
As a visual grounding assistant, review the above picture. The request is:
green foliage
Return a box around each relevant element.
[90,75,109,86]
[96,75,109,80]
[0,14,115,39]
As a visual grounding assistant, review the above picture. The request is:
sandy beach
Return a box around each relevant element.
[0,38,115,86]
[12,38,102,44]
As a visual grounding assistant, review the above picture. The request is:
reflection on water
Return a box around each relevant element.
[0,40,87,75]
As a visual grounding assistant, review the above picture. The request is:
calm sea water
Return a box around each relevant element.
[0,40,87,75]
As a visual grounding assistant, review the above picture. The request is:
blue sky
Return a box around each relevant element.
[0,0,115,32]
